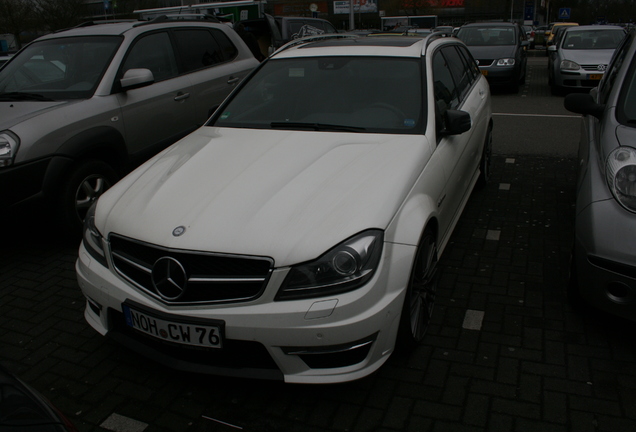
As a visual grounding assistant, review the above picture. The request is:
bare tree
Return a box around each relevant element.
[0,0,35,49]
[33,0,89,32]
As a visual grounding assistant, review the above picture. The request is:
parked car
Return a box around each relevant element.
[235,14,338,59]
[522,25,535,49]
[76,32,493,384]
[564,30,636,321]
[0,363,78,431]
[534,25,548,48]
[456,22,529,92]
[548,25,626,94]
[0,16,259,234]
[545,22,578,54]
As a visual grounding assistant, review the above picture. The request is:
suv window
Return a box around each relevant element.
[122,32,178,82]
[433,48,460,111]
[442,45,473,101]
[174,29,225,71]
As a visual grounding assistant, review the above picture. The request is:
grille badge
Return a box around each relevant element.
[151,257,187,300]
[173,226,186,236]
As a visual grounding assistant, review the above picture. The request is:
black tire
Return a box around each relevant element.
[477,125,493,188]
[397,227,438,351]
[58,159,119,235]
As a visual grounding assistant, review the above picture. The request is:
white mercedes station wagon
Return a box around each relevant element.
[76,33,493,383]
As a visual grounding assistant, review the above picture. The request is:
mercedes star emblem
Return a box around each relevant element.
[151,256,188,300]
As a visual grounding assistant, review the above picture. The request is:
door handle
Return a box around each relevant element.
[174,92,190,101]
[227,76,240,85]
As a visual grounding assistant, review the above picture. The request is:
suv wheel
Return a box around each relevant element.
[59,159,118,235]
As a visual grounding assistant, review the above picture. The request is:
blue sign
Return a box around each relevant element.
[559,8,571,20]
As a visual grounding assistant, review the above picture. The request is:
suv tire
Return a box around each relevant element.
[58,159,119,235]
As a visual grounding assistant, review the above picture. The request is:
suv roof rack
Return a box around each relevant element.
[54,19,137,33]
[273,33,361,56]
[135,13,221,26]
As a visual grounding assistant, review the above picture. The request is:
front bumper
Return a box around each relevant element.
[76,240,416,384]
[555,70,604,90]
[480,66,518,86]
[573,198,636,321]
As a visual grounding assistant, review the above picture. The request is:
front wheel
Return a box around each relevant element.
[58,159,119,235]
[397,228,438,351]
[477,125,493,188]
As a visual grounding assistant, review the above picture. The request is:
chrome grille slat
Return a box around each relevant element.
[109,234,273,305]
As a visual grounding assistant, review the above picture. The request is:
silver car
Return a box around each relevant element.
[0,16,259,233]
[548,25,626,94]
[564,29,636,321]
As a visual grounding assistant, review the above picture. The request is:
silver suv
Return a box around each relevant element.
[0,17,259,233]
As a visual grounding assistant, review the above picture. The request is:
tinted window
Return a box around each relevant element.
[442,46,472,101]
[433,49,460,111]
[212,29,239,61]
[174,29,224,72]
[599,32,632,104]
[122,32,178,82]
[457,27,516,46]
[457,45,480,81]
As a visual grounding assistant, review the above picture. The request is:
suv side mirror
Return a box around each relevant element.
[443,110,472,136]
[548,45,557,52]
[564,93,605,119]
[120,68,154,90]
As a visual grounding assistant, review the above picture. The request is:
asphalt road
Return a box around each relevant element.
[2,52,635,432]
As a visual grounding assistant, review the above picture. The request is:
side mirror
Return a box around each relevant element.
[548,45,557,52]
[564,93,605,119]
[443,110,472,136]
[120,68,154,90]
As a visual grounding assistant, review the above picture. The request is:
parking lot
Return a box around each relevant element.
[2,52,636,432]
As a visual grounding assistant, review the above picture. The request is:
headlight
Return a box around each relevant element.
[0,131,20,167]
[496,58,515,66]
[276,230,384,301]
[606,147,636,212]
[82,201,108,267]
[560,60,580,71]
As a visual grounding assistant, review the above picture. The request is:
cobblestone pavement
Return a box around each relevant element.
[1,53,636,432]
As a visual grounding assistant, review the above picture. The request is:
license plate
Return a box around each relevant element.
[589,74,603,80]
[481,70,488,76]
[123,304,223,348]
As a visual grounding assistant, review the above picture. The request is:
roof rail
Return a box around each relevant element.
[134,13,221,26]
[425,30,456,50]
[53,19,137,33]
[272,33,361,56]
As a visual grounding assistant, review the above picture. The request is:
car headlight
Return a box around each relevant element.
[560,60,580,71]
[276,230,384,301]
[0,131,20,167]
[83,201,108,267]
[606,147,636,212]
[496,58,515,66]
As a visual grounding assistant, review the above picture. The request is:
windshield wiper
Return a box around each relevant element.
[0,92,55,101]
[270,122,366,132]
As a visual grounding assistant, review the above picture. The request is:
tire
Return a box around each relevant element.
[58,159,119,235]
[397,227,438,351]
[477,125,493,188]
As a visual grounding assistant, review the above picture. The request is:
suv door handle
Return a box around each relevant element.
[174,92,190,101]
[227,76,240,85]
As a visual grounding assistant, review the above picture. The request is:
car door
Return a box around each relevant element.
[116,30,195,160]
[172,27,256,126]
[431,44,487,241]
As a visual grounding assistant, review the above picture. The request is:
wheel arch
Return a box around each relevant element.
[57,126,128,175]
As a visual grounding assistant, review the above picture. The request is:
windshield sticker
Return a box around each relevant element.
[289,68,305,78]
[404,119,416,127]
[220,112,231,119]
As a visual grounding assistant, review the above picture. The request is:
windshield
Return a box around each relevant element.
[618,52,636,126]
[209,56,424,134]
[562,29,625,50]
[0,36,121,101]
[457,27,516,46]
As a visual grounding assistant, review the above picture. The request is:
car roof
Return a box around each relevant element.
[271,34,453,59]
[462,22,517,27]
[565,24,625,32]
[34,17,228,40]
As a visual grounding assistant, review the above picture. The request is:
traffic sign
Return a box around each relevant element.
[559,7,571,20]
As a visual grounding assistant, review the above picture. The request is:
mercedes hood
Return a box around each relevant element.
[96,127,432,267]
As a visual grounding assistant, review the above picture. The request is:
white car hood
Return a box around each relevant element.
[98,127,431,266]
